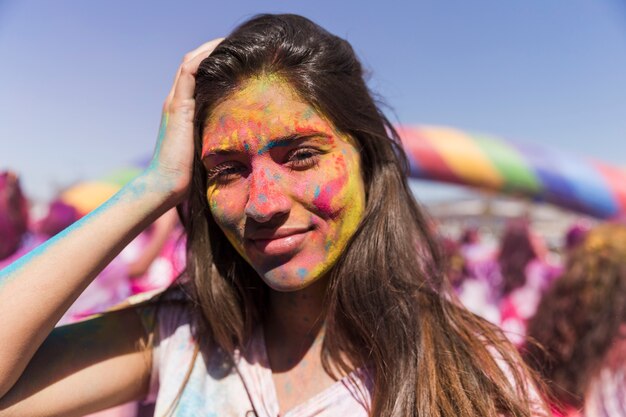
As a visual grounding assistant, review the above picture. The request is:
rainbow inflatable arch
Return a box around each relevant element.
[397,125,626,219]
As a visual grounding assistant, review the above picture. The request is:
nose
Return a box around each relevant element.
[244,166,291,223]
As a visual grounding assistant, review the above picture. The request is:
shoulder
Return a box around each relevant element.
[134,286,206,404]
[131,286,197,342]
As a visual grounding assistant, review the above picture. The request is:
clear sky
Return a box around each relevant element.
[1,0,625,201]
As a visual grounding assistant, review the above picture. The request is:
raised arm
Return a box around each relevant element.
[0,39,222,415]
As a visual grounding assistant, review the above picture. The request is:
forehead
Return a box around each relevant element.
[202,75,332,151]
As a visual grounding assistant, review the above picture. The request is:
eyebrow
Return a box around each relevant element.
[202,131,330,159]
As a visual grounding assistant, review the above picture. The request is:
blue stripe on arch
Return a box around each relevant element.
[513,142,618,218]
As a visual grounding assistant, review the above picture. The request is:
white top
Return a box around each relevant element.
[144,301,372,417]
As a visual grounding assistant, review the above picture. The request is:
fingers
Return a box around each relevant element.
[184,38,225,63]
[171,39,224,105]
[168,38,224,98]
[164,38,225,109]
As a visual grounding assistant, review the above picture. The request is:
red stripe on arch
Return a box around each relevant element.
[397,126,464,184]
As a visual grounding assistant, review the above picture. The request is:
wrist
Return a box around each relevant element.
[129,170,186,211]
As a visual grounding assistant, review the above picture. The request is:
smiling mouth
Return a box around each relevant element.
[246,227,313,256]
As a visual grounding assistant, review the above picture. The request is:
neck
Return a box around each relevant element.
[263,275,329,371]
[266,274,328,337]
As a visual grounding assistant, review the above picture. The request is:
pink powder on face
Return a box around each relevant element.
[311,154,349,216]
[202,77,366,289]
[245,164,290,218]
[312,174,348,216]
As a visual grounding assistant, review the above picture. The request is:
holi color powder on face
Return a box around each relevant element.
[201,75,365,291]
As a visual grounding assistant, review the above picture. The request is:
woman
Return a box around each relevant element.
[525,224,626,417]
[0,14,546,416]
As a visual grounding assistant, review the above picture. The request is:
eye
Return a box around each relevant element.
[286,147,323,170]
[206,161,247,185]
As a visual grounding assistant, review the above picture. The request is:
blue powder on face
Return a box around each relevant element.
[302,108,315,120]
[257,140,291,155]
[297,268,307,279]
[314,185,321,198]
[258,194,268,203]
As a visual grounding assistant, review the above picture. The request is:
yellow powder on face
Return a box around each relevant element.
[307,147,365,279]
[202,75,366,287]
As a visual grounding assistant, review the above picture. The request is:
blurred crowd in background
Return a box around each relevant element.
[3,168,626,417]
[441,213,626,416]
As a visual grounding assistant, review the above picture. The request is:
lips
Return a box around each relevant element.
[246,227,312,256]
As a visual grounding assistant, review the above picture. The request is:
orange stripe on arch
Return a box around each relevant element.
[421,126,504,190]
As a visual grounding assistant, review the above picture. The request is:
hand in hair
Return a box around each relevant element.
[148,38,223,202]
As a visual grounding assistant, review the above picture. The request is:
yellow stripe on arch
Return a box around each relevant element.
[421,126,504,190]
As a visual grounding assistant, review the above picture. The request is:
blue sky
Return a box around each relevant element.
[1,0,625,201]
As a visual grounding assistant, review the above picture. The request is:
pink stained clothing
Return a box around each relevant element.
[460,241,499,288]
[456,277,501,325]
[57,256,132,326]
[499,259,562,346]
[551,405,582,417]
[120,229,186,294]
[143,301,373,417]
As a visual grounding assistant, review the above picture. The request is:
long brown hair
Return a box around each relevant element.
[525,223,626,410]
[179,14,545,416]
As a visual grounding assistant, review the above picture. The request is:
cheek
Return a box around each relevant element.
[300,156,365,280]
[314,151,365,242]
[301,152,362,217]
[206,187,253,262]
[206,187,246,231]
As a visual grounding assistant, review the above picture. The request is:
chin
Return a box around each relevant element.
[256,265,327,292]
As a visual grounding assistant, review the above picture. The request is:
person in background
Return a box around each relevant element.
[35,199,81,238]
[441,236,467,289]
[525,223,626,417]
[448,228,501,325]
[563,220,592,255]
[0,171,32,267]
[121,207,185,295]
[496,220,561,345]
[458,225,498,277]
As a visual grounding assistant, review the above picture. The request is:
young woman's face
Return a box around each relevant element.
[201,76,365,291]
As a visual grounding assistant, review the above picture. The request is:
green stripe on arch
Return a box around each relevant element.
[422,126,504,190]
[472,134,541,194]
